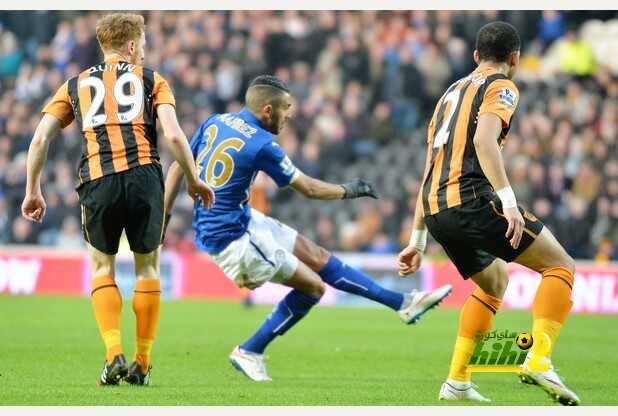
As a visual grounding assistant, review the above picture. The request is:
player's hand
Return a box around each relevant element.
[21,192,47,223]
[397,245,423,276]
[187,178,215,209]
[503,206,525,249]
[341,179,378,199]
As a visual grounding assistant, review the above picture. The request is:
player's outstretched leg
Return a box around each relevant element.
[88,244,127,386]
[514,227,579,405]
[125,249,162,386]
[439,259,507,402]
[230,261,325,381]
[294,235,451,324]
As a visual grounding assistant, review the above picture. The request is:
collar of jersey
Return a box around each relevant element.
[239,107,268,131]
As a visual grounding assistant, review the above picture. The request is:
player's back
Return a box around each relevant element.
[43,58,175,183]
[189,108,296,254]
[421,64,519,216]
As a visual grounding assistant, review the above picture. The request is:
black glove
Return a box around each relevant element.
[162,213,172,243]
[341,179,378,199]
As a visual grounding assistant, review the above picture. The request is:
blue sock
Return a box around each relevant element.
[319,255,404,310]
[240,290,320,354]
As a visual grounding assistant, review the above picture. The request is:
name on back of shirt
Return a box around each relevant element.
[217,114,258,138]
[87,62,136,74]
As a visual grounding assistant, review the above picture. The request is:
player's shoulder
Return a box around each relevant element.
[486,75,517,91]
[484,76,518,109]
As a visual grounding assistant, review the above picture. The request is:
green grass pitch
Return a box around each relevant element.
[1,295,616,405]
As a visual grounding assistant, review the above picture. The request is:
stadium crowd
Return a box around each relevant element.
[0,10,617,261]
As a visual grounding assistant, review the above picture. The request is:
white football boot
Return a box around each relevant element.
[519,353,580,406]
[398,284,453,324]
[439,379,491,402]
[229,346,272,382]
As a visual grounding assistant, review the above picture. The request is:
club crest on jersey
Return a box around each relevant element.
[498,87,517,107]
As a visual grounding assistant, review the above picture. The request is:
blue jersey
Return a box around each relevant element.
[189,108,299,254]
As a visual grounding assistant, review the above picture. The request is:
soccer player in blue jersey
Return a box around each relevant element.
[164,75,452,381]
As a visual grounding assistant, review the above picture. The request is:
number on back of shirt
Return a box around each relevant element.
[79,73,143,129]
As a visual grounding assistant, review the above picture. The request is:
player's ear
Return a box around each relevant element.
[263,104,273,118]
[473,50,480,64]
[127,39,136,55]
[509,50,520,67]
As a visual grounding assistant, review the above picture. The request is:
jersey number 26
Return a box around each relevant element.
[195,124,246,188]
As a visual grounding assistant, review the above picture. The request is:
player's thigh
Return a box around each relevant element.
[87,242,116,278]
[282,260,325,298]
[471,195,544,263]
[513,226,575,275]
[134,247,161,279]
[293,234,331,272]
[250,208,298,252]
[424,210,496,280]
[77,174,125,255]
[211,229,298,290]
[124,164,165,254]
[470,258,509,299]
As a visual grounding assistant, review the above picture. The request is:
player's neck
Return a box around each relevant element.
[477,60,509,76]
[103,51,133,63]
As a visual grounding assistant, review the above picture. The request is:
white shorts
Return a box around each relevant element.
[210,209,299,289]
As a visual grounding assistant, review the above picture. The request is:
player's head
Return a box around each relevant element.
[474,21,521,79]
[96,13,146,65]
[245,75,292,135]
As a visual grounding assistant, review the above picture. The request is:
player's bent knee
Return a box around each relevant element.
[294,234,331,272]
[492,272,508,298]
[316,246,331,270]
[311,279,326,298]
[485,269,507,298]
[473,260,508,298]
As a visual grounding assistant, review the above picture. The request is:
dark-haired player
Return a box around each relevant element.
[398,22,579,404]
[164,75,452,381]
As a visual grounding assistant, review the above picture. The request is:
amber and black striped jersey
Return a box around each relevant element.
[42,58,176,183]
[422,65,519,216]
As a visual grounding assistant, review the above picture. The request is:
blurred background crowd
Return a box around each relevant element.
[0,10,617,261]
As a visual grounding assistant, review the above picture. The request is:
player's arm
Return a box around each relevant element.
[290,173,377,200]
[257,141,377,201]
[22,114,63,222]
[473,112,524,249]
[398,144,432,276]
[157,104,214,209]
[162,160,184,236]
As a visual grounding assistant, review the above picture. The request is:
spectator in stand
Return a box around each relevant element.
[0,11,616,262]
[538,11,566,51]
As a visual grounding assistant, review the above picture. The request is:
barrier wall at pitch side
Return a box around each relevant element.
[1,247,617,314]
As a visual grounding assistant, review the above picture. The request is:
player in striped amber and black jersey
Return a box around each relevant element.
[398,21,580,405]
[21,13,213,386]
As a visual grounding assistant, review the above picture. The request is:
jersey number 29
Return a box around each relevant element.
[79,73,143,129]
